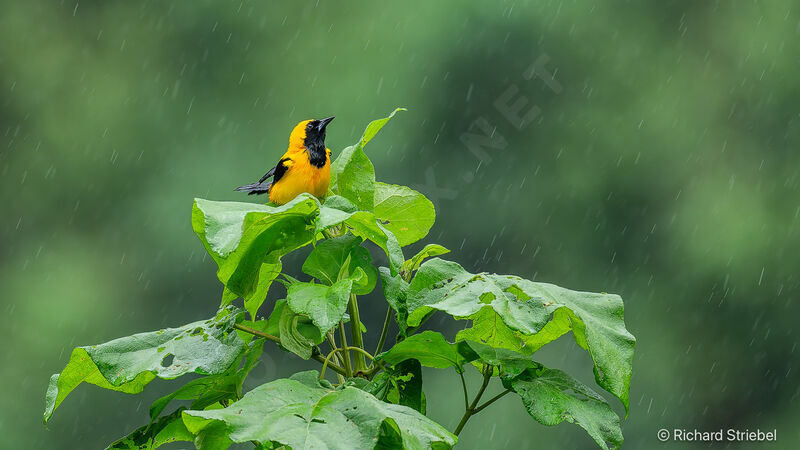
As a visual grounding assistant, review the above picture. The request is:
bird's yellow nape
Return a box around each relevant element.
[288,119,313,149]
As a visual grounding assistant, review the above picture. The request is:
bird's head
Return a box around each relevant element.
[289,117,335,154]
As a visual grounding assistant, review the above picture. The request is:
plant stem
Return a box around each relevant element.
[338,321,352,377]
[326,332,346,383]
[473,389,512,414]
[233,323,280,344]
[453,365,493,436]
[234,323,348,377]
[348,293,366,371]
[458,371,470,410]
[373,307,392,358]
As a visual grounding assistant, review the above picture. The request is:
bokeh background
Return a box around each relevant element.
[2,1,799,448]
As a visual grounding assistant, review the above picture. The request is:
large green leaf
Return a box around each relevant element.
[373,182,435,247]
[191,195,319,310]
[377,331,470,372]
[405,258,635,412]
[107,408,194,449]
[182,370,455,449]
[503,366,624,450]
[43,308,246,424]
[302,234,377,295]
[330,108,405,211]
[286,278,355,336]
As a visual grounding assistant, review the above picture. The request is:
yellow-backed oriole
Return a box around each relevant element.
[236,116,334,204]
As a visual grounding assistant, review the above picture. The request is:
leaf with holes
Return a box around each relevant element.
[148,338,265,421]
[43,308,246,424]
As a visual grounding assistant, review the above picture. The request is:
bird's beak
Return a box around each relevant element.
[317,116,335,131]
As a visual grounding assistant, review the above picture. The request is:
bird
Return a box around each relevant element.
[235,116,334,205]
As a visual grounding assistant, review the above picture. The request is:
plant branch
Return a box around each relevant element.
[473,389,512,414]
[320,347,346,380]
[458,371,470,410]
[338,321,352,377]
[233,323,280,344]
[326,332,346,383]
[373,307,392,358]
[453,365,494,436]
[348,293,366,371]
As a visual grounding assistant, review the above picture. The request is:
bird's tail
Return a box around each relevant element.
[235,181,271,196]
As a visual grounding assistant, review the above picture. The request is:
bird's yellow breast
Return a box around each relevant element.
[268,148,331,205]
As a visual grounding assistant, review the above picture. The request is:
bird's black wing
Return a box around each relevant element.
[271,157,290,183]
[257,166,276,183]
[235,157,291,195]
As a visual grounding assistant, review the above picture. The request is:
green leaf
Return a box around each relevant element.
[316,195,358,234]
[402,244,450,278]
[302,234,377,295]
[405,258,635,413]
[277,303,323,360]
[377,331,469,372]
[330,108,405,211]
[243,299,286,338]
[456,340,536,379]
[346,211,404,275]
[181,370,455,449]
[368,360,426,415]
[286,278,354,336]
[192,195,319,307]
[244,259,282,319]
[359,107,406,148]
[44,309,246,424]
[149,338,265,421]
[107,408,194,449]
[373,183,435,247]
[330,143,375,211]
[503,366,624,450]
[379,267,410,335]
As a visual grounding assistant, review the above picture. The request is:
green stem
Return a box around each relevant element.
[373,307,392,358]
[233,323,281,344]
[348,293,366,371]
[338,321,352,377]
[453,365,493,436]
[320,347,346,380]
[473,389,512,414]
[326,332,346,383]
[459,371,470,410]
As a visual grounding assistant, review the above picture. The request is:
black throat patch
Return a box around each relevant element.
[304,121,328,168]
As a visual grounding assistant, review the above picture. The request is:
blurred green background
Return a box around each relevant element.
[2,1,798,448]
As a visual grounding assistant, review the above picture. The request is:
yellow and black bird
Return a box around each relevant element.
[235,116,334,205]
